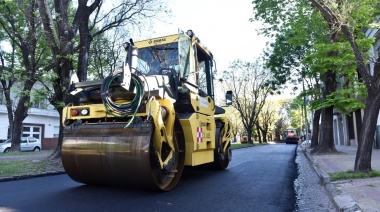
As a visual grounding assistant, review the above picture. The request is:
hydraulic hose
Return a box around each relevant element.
[101,73,145,119]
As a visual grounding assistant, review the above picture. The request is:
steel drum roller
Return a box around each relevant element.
[62,123,184,190]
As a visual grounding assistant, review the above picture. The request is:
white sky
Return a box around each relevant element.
[150,0,271,72]
[138,0,275,102]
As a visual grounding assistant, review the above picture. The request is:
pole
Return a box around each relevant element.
[302,79,309,142]
[300,104,303,138]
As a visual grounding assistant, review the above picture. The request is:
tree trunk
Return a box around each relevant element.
[10,79,35,152]
[310,109,321,149]
[248,129,254,144]
[311,69,337,154]
[257,131,262,143]
[49,57,73,158]
[261,129,268,143]
[49,109,63,159]
[354,90,380,173]
[311,105,337,154]
[38,0,78,158]
[77,15,92,82]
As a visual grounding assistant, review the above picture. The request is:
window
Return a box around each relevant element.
[21,138,27,143]
[53,126,59,138]
[137,42,179,75]
[28,137,37,143]
[178,31,191,78]
[198,61,207,96]
[196,46,214,98]
[23,125,41,139]
[32,99,48,109]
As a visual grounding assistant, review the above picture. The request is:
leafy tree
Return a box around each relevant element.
[219,60,273,144]
[253,0,380,172]
[76,0,170,81]
[308,0,380,173]
[274,117,287,141]
[0,0,52,151]
[262,12,328,148]
[256,103,276,143]
[36,0,171,158]
[252,0,370,155]
[288,98,303,132]
[88,28,127,79]
[224,107,243,143]
[251,0,340,153]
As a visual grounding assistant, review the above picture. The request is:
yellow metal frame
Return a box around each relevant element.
[189,93,215,116]
[134,34,178,48]
[179,112,216,166]
[148,98,176,169]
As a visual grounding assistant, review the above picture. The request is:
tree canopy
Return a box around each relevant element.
[220,59,273,144]
[252,0,380,172]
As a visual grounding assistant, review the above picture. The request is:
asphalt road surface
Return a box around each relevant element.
[0,143,297,212]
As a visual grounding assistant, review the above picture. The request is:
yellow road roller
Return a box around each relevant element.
[61,30,233,191]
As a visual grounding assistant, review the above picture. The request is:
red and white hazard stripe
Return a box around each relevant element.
[197,127,203,143]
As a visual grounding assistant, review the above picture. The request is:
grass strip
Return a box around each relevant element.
[0,159,48,178]
[329,170,380,181]
[231,142,270,149]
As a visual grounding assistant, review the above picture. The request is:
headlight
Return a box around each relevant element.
[81,109,89,115]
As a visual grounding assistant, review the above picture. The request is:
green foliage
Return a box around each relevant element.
[264,29,307,90]
[253,0,379,116]
[251,0,301,36]
[286,96,305,129]
[305,38,373,75]
[31,86,49,108]
[304,36,371,114]
[319,84,367,114]
[274,117,287,140]
[336,1,380,30]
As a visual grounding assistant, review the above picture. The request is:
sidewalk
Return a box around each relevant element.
[301,143,380,212]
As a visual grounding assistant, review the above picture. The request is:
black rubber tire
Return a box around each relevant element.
[213,126,231,170]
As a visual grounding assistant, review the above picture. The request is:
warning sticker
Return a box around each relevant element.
[197,127,203,143]
[199,97,209,108]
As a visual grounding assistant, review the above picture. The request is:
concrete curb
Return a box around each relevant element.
[299,145,362,212]
[0,171,66,183]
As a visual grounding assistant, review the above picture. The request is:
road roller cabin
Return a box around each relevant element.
[61,30,233,191]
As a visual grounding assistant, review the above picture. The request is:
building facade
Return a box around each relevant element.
[332,21,380,148]
[0,83,60,150]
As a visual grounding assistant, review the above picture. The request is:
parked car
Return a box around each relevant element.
[0,137,41,153]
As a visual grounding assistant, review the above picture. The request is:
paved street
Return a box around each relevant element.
[0,143,298,212]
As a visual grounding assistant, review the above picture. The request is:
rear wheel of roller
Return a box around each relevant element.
[213,126,232,170]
